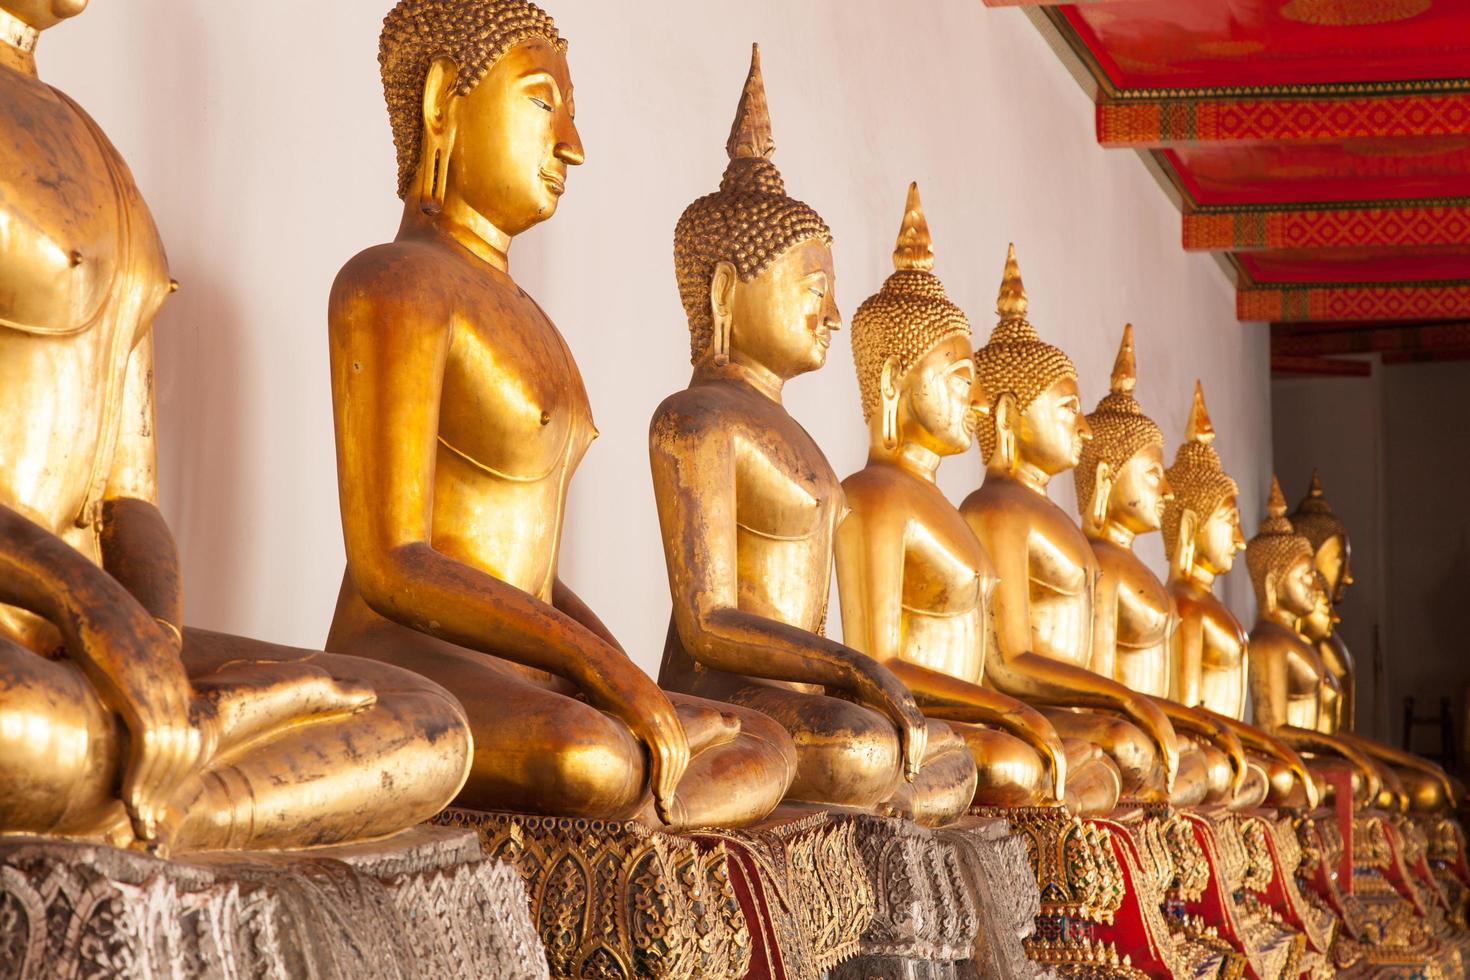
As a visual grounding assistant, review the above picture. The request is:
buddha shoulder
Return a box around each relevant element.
[330,240,480,328]
[1,76,167,337]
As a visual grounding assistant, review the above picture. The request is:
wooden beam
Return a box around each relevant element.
[1381,349,1470,365]
[1099,90,1470,148]
[1239,283,1470,322]
[1273,322,1470,357]
[1185,201,1470,252]
[1271,355,1373,377]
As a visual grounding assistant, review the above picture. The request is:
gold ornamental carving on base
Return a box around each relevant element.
[436,809,751,980]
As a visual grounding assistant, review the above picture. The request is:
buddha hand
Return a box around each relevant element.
[584,662,690,824]
[110,620,208,853]
[1125,693,1181,794]
[849,657,928,782]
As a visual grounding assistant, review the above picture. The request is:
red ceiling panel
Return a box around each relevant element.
[1166,140,1470,206]
[1237,244,1470,283]
[1063,0,1470,89]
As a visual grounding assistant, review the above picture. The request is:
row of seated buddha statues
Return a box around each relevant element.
[5,0,1468,975]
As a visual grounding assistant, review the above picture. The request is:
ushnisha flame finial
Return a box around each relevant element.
[996,243,1029,321]
[726,43,775,162]
[892,181,935,273]
[1308,468,1324,498]
[1185,380,1216,446]
[1266,475,1288,522]
[1110,323,1137,397]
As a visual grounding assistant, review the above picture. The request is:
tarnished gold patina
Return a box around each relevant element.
[959,246,1181,803]
[652,50,976,826]
[1076,327,1252,809]
[834,185,1122,815]
[0,0,473,855]
[1245,478,1384,806]
[327,3,795,829]
[1163,384,1319,809]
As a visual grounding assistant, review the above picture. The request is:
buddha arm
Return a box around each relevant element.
[1157,699,1247,793]
[1170,598,1203,707]
[1089,560,1118,681]
[1320,638,1356,732]
[0,502,198,842]
[1207,709,1319,807]
[904,662,1068,803]
[975,512,1180,789]
[650,409,927,777]
[1339,731,1455,804]
[99,335,182,633]
[330,271,689,815]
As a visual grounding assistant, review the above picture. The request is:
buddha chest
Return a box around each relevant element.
[725,390,842,633]
[437,273,595,485]
[1093,540,1171,697]
[1022,497,1095,666]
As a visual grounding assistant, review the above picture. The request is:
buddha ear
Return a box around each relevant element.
[1174,507,1199,578]
[1263,569,1279,614]
[708,261,737,362]
[418,56,460,214]
[880,356,900,450]
[1089,462,1112,533]
[993,392,1018,472]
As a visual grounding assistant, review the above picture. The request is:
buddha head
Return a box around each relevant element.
[1299,571,1340,643]
[2,0,86,33]
[1163,382,1245,581]
[1291,471,1354,605]
[972,245,1091,479]
[1076,325,1172,536]
[674,45,836,378]
[850,183,978,459]
[380,0,582,235]
[1246,476,1320,619]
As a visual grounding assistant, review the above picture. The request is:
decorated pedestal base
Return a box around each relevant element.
[826,814,1045,980]
[440,807,1045,980]
[1298,810,1466,977]
[0,826,545,980]
[985,804,1242,980]
[1170,809,1307,980]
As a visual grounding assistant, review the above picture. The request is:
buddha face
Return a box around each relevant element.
[728,238,839,379]
[1300,582,1337,642]
[1196,495,1245,575]
[1014,377,1091,476]
[902,335,980,457]
[1277,555,1320,618]
[3,0,86,30]
[1314,535,1354,604]
[448,37,583,237]
[1109,443,1172,535]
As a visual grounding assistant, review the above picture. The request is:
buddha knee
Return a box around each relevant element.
[789,703,901,809]
[969,730,1047,806]
[1096,716,1159,794]
[1403,770,1447,813]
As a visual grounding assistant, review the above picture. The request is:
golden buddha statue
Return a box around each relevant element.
[652,52,977,827]
[959,246,1181,803]
[1292,474,1354,732]
[1075,326,1251,808]
[326,5,795,829]
[1245,478,1383,806]
[1163,384,1317,807]
[833,184,1122,815]
[1293,477,1455,813]
[0,0,472,855]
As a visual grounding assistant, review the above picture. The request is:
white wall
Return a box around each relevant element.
[39,0,1270,676]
